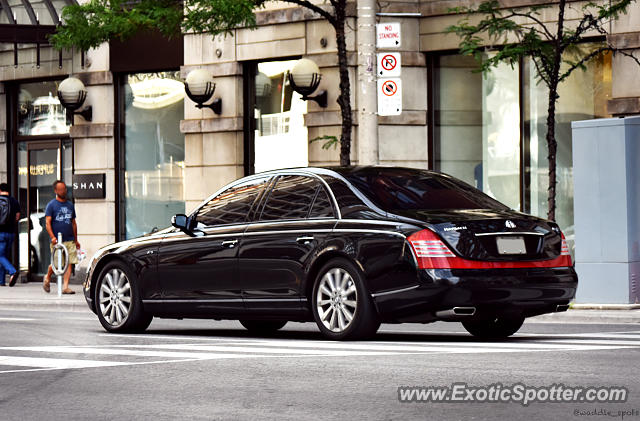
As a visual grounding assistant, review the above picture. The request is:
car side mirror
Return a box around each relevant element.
[171,214,193,232]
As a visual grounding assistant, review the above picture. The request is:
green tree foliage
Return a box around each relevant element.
[447,0,639,221]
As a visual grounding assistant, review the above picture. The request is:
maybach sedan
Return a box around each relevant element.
[84,167,577,340]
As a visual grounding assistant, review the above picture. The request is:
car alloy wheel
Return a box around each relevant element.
[316,268,358,333]
[98,268,132,328]
[95,261,152,333]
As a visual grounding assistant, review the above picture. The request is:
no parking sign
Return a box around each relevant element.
[377,53,401,77]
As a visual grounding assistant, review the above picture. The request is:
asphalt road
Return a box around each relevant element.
[0,309,638,421]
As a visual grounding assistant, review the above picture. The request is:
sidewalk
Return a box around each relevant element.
[1,283,639,323]
[0,282,88,312]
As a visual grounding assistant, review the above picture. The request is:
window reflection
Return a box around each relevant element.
[524,45,612,256]
[433,43,612,259]
[123,71,185,239]
[433,54,520,210]
[254,60,308,173]
[18,81,70,136]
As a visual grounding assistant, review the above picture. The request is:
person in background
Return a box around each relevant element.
[0,183,20,287]
[43,180,80,294]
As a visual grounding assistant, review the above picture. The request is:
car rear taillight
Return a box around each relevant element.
[560,236,570,256]
[407,229,460,268]
[406,229,572,269]
[560,232,572,266]
[408,230,455,258]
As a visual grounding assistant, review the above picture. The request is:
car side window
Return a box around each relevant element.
[260,175,319,221]
[309,186,335,218]
[196,177,269,226]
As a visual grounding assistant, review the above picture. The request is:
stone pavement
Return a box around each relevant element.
[0,282,87,312]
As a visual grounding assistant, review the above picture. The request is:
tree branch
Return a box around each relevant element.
[504,10,555,40]
[280,0,336,26]
[557,45,611,82]
[531,55,551,87]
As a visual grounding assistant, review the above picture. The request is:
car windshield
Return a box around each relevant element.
[341,168,510,211]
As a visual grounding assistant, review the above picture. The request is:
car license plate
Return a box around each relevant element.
[496,236,526,255]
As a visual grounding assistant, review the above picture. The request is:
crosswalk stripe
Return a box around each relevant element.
[2,329,640,375]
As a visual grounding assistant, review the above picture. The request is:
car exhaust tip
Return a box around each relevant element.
[555,304,570,312]
[435,306,476,319]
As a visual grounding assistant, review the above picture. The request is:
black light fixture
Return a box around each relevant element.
[184,69,222,114]
[57,77,92,125]
[288,58,328,108]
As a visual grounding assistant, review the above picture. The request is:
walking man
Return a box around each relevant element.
[43,180,80,294]
[0,183,20,287]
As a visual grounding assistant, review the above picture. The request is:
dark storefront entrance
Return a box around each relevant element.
[16,140,73,279]
[9,79,73,281]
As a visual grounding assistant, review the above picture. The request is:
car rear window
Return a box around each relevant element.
[342,169,509,211]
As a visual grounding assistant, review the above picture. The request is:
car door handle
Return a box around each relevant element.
[296,236,315,244]
[221,239,238,248]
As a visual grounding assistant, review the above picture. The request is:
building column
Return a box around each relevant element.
[356,0,378,165]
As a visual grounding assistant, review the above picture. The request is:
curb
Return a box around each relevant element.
[529,310,640,324]
[571,303,640,310]
[0,300,90,313]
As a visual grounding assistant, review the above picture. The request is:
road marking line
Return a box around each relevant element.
[0,317,36,322]
[0,355,127,369]
[130,340,638,352]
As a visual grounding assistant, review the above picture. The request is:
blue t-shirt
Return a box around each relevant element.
[45,199,76,242]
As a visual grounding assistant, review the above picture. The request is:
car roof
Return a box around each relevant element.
[253,166,442,179]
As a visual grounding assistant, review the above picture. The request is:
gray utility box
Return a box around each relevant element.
[571,116,640,304]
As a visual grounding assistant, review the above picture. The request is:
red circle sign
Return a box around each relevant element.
[382,80,397,96]
[381,54,397,71]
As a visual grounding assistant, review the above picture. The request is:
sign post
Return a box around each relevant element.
[376,23,402,116]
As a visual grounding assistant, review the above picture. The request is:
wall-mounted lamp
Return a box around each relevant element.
[288,58,327,108]
[184,69,222,115]
[58,77,92,125]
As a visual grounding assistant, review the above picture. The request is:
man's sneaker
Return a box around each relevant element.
[8,272,18,287]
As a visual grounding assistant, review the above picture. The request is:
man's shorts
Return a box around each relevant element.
[50,241,79,266]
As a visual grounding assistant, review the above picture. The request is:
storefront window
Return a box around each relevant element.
[433,44,612,257]
[433,54,520,210]
[524,45,612,254]
[253,60,308,173]
[122,71,185,239]
[18,81,70,136]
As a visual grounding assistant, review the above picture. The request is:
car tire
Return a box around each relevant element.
[462,316,525,339]
[239,320,287,334]
[95,260,152,333]
[311,258,380,340]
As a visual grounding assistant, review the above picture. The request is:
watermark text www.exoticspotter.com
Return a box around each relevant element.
[398,383,628,407]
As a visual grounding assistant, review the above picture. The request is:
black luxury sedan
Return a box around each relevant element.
[84,167,577,340]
